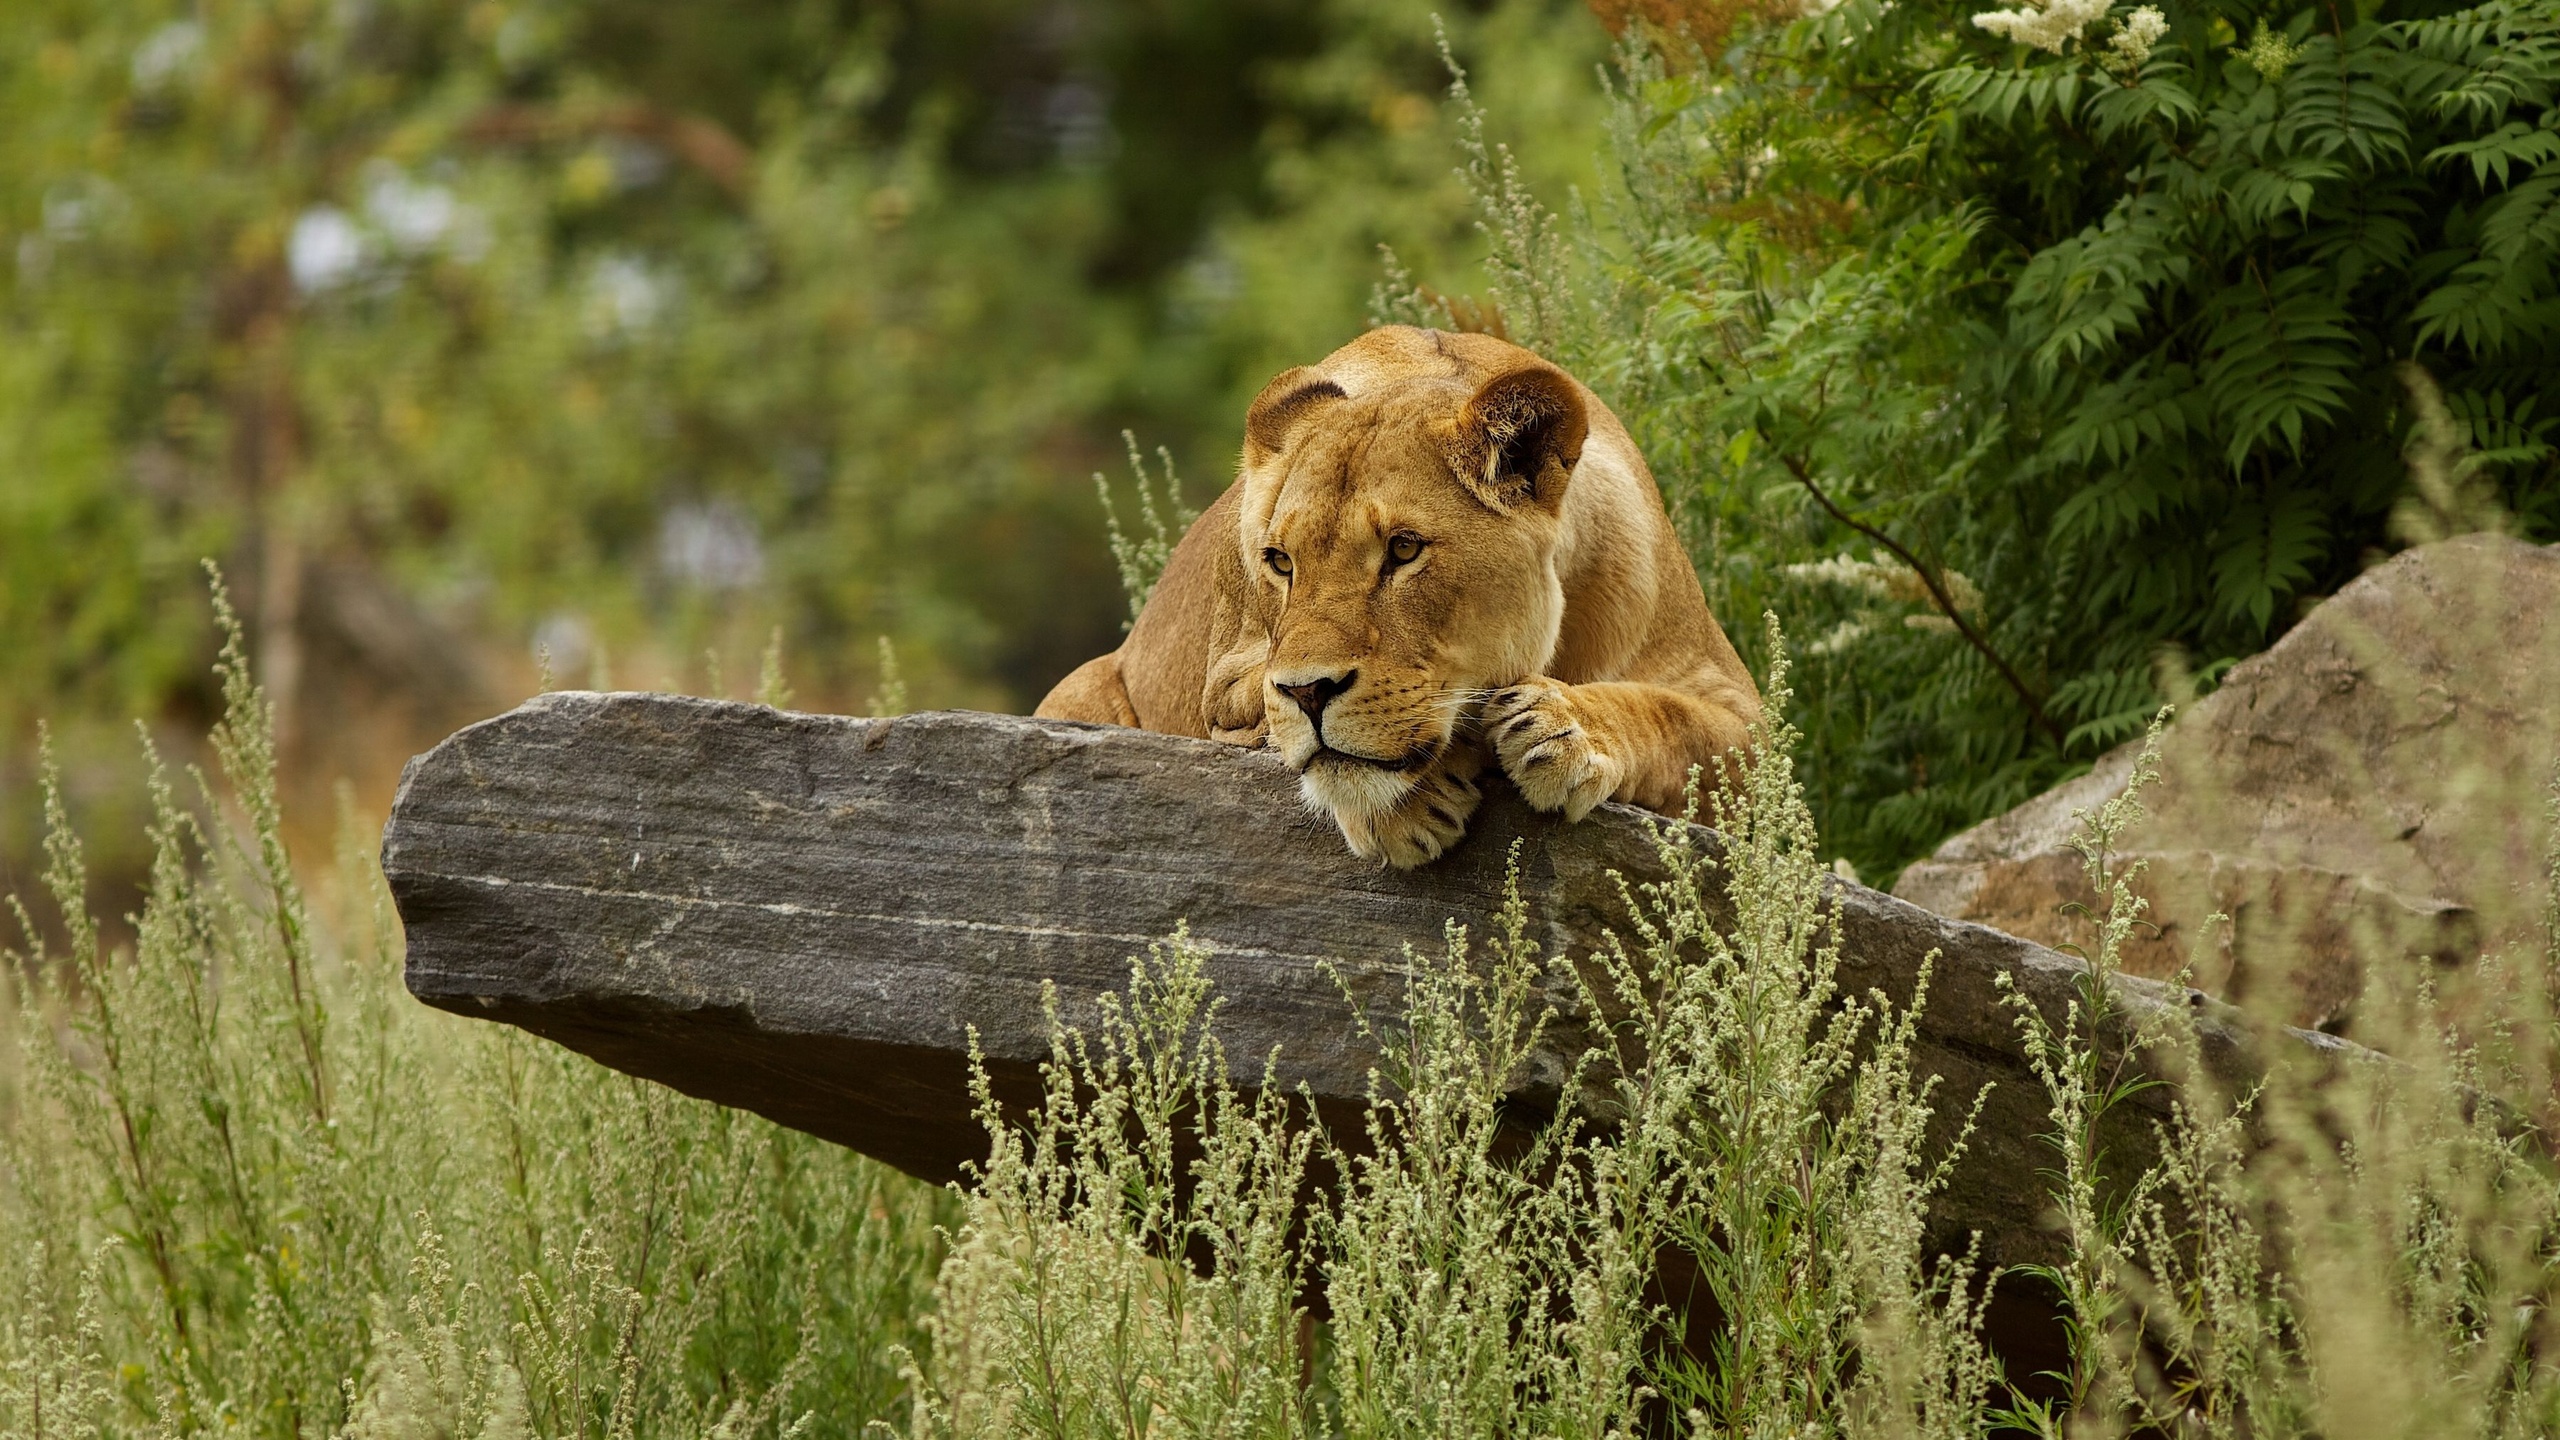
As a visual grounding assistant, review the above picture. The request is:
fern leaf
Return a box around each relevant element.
[2201,271,2360,467]
[2281,31,2412,172]
[2429,120,2560,188]
[2481,166,2560,262]
[2210,489,2331,631]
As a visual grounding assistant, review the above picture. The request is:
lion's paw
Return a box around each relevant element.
[1485,680,1620,822]
[1334,761,1483,870]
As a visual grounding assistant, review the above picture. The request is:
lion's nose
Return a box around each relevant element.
[1275,670,1357,722]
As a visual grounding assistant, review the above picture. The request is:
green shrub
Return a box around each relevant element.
[1382,0,2560,878]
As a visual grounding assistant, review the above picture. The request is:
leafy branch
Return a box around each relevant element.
[1777,451,2066,748]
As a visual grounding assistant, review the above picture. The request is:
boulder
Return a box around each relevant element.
[385,694,2353,1284]
[1895,535,2560,1033]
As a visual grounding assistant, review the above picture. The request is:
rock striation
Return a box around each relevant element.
[1896,535,2560,1034]
[385,693,2355,1282]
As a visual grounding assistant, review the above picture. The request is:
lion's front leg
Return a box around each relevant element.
[1484,678,1752,820]
[1329,746,1487,870]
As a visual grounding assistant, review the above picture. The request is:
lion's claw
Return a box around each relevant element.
[1335,757,1483,869]
[1485,681,1619,821]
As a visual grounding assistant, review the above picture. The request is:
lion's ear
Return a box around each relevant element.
[1244,367,1347,460]
[1454,364,1587,511]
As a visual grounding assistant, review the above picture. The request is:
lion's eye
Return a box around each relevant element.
[1263,548,1293,577]
[1386,533,1425,568]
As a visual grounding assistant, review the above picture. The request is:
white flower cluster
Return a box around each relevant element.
[2244,20,2304,78]
[1786,552,1895,597]
[286,161,491,296]
[1783,551,1985,653]
[1785,552,1983,613]
[2102,6,2169,73]
[1970,0,2111,53]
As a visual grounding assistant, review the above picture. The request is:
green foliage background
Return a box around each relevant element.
[1388,0,2559,878]
[15,0,2554,889]
[0,0,1610,903]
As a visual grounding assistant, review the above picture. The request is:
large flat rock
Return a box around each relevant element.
[1896,535,2560,1033]
[383,694,2345,1274]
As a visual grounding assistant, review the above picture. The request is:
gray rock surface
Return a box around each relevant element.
[1896,535,2560,1033]
[385,694,2352,1277]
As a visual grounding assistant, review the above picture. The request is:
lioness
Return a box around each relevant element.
[1038,325,1761,867]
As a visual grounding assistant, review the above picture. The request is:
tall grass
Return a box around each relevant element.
[894,631,2560,1436]
[895,632,2005,1438]
[11,584,2560,1438]
[1,583,951,1440]
[1991,734,2560,1436]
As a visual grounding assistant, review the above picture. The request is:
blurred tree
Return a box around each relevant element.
[0,0,1610,726]
[0,0,1610,906]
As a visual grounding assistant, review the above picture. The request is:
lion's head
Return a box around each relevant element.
[1235,357,1590,825]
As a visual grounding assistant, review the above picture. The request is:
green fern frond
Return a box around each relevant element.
[2208,489,2330,630]
[2201,271,2360,467]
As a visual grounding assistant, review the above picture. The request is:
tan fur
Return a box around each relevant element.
[1037,326,1761,868]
